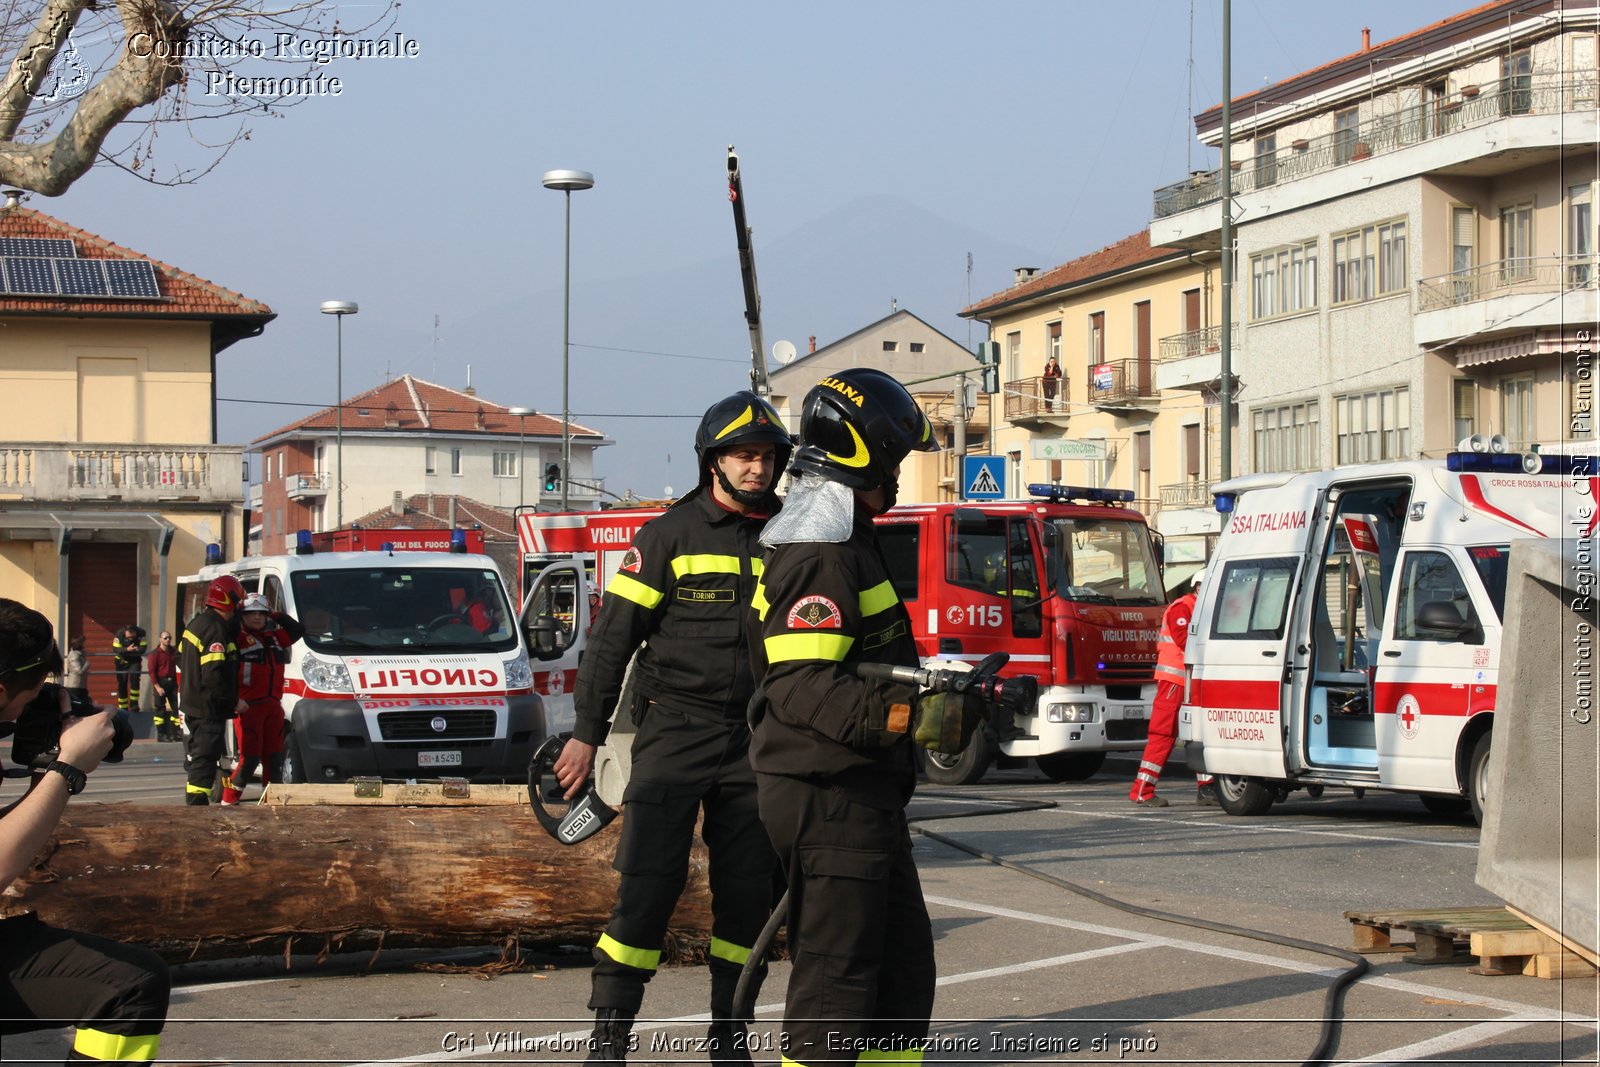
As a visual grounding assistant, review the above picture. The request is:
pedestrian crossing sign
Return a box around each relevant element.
[963,456,1005,500]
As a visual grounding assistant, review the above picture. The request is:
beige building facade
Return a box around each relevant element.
[0,203,271,704]
[1152,0,1600,474]
[961,234,1227,567]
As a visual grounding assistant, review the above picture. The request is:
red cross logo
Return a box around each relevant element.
[1399,704,1417,731]
[1396,695,1421,740]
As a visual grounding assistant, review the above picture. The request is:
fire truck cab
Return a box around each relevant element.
[1181,445,1598,823]
[878,485,1166,784]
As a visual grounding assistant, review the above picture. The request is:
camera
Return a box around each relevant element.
[6,683,133,769]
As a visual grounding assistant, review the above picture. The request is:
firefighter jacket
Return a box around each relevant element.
[179,608,240,722]
[749,507,921,787]
[111,625,148,668]
[1154,591,1196,686]
[238,613,305,704]
[572,487,774,746]
[147,645,178,689]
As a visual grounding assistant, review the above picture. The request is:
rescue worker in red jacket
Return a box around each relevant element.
[750,368,951,1066]
[146,632,181,742]
[552,391,791,1065]
[179,576,244,805]
[1130,569,1218,807]
[221,594,305,806]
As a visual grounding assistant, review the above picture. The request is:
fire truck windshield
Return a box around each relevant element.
[290,567,518,654]
[1051,518,1164,605]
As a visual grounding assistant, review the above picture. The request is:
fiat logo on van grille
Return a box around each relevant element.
[430,715,448,733]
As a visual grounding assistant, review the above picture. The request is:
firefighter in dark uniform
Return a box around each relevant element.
[179,575,245,806]
[750,368,958,1066]
[552,391,792,1065]
[110,623,147,714]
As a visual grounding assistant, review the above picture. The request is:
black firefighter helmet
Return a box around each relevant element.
[694,391,793,505]
[789,368,937,493]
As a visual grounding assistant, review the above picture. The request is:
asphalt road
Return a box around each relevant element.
[4,740,1597,1065]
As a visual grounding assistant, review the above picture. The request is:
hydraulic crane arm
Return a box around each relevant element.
[727,145,770,396]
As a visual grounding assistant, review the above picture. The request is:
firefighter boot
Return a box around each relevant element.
[706,1022,753,1065]
[583,1009,635,1065]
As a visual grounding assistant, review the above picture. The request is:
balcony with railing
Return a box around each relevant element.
[1159,481,1212,510]
[1004,374,1070,424]
[1086,359,1158,410]
[1415,254,1600,344]
[0,443,244,505]
[287,471,330,499]
[1154,75,1597,221]
[1156,325,1238,391]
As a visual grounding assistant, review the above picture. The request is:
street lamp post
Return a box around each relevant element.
[542,168,594,511]
[319,300,359,530]
[506,405,532,508]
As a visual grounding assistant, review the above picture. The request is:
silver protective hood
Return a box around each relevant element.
[760,473,856,547]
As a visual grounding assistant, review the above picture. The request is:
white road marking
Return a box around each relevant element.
[1027,804,1481,849]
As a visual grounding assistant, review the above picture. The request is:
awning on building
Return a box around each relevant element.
[1454,329,1591,369]
[0,510,175,548]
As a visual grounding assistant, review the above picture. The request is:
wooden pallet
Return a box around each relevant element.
[1345,906,1597,978]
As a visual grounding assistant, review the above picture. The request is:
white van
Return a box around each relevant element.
[1180,445,1596,823]
[179,545,546,783]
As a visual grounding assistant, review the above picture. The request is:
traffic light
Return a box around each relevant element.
[543,463,561,492]
[978,340,1000,394]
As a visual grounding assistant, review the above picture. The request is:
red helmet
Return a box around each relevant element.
[206,575,246,611]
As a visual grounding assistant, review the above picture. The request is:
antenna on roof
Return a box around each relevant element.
[432,313,440,381]
[1,189,23,209]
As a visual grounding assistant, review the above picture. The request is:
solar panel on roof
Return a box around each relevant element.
[0,237,76,258]
[103,260,160,298]
[55,258,107,296]
[3,257,58,295]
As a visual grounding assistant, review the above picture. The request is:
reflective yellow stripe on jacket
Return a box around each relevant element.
[183,629,234,665]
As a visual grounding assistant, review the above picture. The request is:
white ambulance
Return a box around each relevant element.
[180,533,553,783]
[1180,442,1597,823]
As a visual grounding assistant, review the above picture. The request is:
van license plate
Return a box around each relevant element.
[1125,708,1145,720]
[418,751,462,767]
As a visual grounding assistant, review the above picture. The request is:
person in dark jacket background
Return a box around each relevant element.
[179,576,245,806]
[553,391,791,1065]
[110,623,147,714]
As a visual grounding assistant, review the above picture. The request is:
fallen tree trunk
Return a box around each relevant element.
[0,800,711,966]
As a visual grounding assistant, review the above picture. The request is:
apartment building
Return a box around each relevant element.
[1152,0,1600,473]
[961,234,1226,566]
[251,374,612,554]
[0,198,272,680]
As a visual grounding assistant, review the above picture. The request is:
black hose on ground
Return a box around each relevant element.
[731,788,1368,1066]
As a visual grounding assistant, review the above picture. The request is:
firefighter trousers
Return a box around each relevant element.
[589,705,775,1018]
[0,913,170,1062]
[756,772,935,1066]
[184,718,228,805]
[113,667,140,713]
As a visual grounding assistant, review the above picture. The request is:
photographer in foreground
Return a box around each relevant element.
[0,598,170,1062]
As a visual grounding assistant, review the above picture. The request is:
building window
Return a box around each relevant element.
[1500,202,1534,280]
[1573,34,1598,110]
[1332,220,1406,304]
[909,342,924,353]
[1087,311,1105,368]
[1252,399,1319,473]
[1501,48,1532,115]
[1334,107,1360,163]
[424,446,437,475]
[1453,378,1478,444]
[1335,386,1410,463]
[1005,331,1021,375]
[1501,374,1535,449]
[493,451,518,478]
[882,340,898,352]
[1250,240,1319,319]
[1254,132,1277,187]
[1570,183,1594,287]
[451,448,463,476]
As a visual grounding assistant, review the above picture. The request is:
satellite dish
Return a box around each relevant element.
[663,485,674,498]
[773,340,797,365]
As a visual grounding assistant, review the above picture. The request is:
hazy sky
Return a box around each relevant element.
[34,0,1469,499]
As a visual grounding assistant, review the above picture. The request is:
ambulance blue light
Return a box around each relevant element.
[1445,452,1538,474]
[1214,493,1236,514]
[1029,483,1134,504]
[204,543,223,566]
[449,528,468,554]
[294,529,315,556]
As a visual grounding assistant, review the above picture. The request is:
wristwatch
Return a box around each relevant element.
[44,760,86,796]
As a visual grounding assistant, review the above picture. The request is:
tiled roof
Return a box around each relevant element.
[252,374,604,445]
[348,493,517,541]
[961,230,1189,317]
[0,204,273,320]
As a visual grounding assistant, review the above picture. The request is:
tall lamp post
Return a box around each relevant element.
[319,300,359,530]
[506,405,532,508]
[541,168,594,511]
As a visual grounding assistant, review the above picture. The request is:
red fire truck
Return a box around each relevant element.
[516,486,1167,785]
